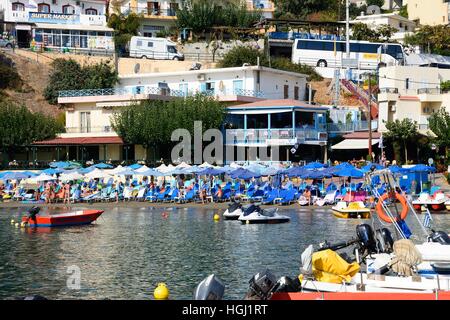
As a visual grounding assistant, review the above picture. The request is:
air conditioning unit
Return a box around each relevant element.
[197,74,206,81]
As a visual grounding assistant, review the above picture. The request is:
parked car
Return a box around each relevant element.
[129,36,184,60]
[0,38,15,48]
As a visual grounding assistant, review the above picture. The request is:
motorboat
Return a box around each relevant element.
[21,206,103,227]
[331,201,371,219]
[412,192,447,211]
[238,204,290,224]
[223,201,244,220]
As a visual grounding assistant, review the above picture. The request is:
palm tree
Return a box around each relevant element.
[384,119,418,163]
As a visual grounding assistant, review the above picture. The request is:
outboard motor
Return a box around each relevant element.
[271,276,301,294]
[375,228,394,253]
[193,274,225,300]
[356,224,377,254]
[245,269,277,300]
[27,206,40,219]
[429,230,450,245]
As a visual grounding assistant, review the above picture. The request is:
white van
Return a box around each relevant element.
[129,36,184,60]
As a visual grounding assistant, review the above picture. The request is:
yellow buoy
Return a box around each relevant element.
[20,222,27,228]
[213,214,220,221]
[154,283,169,300]
[14,223,19,228]
[10,219,15,224]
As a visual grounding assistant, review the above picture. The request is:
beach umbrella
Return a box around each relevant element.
[388,165,408,174]
[260,166,282,176]
[301,169,332,179]
[229,162,243,168]
[22,171,38,177]
[155,164,168,172]
[34,174,57,182]
[229,168,261,180]
[135,165,150,173]
[283,166,305,178]
[182,166,203,174]
[244,163,265,174]
[0,172,30,180]
[128,163,143,170]
[49,161,81,169]
[199,162,213,168]
[304,162,326,169]
[135,169,165,177]
[60,172,84,181]
[0,171,12,179]
[42,168,64,175]
[116,168,135,176]
[196,167,226,176]
[334,167,364,178]
[107,165,124,175]
[176,161,191,169]
[361,162,384,172]
[85,168,108,179]
[92,162,113,169]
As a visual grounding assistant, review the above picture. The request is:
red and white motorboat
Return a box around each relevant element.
[22,207,103,227]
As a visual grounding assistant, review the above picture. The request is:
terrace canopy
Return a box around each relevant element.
[331,139,380,150]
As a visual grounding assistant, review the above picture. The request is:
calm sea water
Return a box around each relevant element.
[0,205,449,300]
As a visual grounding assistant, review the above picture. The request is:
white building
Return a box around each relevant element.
[378,65,450,133]
[2,0,114,52]
[351,12,416,42]
[33,66,308,162]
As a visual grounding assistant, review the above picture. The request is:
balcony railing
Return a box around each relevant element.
[225,128,327,145]
[124,7,178,17]
[65,126,113,133]
[379,87,399,94]
[59,87,266,99]
[417,88,441,94]
[327,120,378,133]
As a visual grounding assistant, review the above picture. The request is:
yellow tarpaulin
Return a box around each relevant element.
[312,249,360,284]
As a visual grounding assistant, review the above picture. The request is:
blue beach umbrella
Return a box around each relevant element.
[0,171,12,179]
[388,165,409,174]
[136,169,165,177]
[330,162,355,173]
[301,169,332,179]
[128,163,143,170]
[334,167,364,178]
[229,168,261,180]
[361,162,384,172]
[304,162,327,169]
[42,168,64,175]
[196,168,227,176]
[409,164,436,173]
[283,166,305,177]
[0,172,30,180]
[92,162,113,169]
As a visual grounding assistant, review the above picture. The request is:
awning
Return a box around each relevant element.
[332,139,379,150]
[418,128,437,138]
[33,136,123,145]
[34,23,113,32]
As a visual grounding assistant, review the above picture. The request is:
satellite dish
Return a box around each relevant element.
[290,148,297,154]
[367,5,381,15]
[134,63,140,74]
[428,158,434,165]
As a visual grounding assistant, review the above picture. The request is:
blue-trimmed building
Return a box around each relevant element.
[224,99,329,163]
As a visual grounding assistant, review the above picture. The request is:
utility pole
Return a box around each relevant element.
[367,73,372,161]
[345,0,350,80]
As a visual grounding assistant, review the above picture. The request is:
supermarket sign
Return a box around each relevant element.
[29,12,79,24]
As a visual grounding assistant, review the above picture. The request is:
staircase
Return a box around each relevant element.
[340,79,378,119]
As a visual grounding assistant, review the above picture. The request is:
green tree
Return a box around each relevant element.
[0,99,64,161]
[384,119,418,163]
[273,0,328,19]
[398,5,408,18]
[44,59,118,105]
[111,94,226,159]
[107,12,142,50]
[428,108,450,160]
[218,46,322,81]
[366,0,384,8]
[441,80,450,92]
[0,54,21,90]
[351,23,397,42]
[404,25,450,56]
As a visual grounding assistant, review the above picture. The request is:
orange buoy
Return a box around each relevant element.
[376,192,408,223]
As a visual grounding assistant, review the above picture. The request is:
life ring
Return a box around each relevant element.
[376,192,408,223]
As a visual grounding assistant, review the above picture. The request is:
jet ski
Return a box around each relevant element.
[238,204,290,224]
[223,201,244,220]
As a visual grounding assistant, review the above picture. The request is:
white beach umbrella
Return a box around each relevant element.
[34,174,57,182]
[176,161,191,169]
[199,161,213,168]
[156,164,168,172]
[85,168,107,179]
[135,165,150,173]
[60,172,84,181]
[108,165,124,175]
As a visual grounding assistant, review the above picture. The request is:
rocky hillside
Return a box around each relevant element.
[1,49,61,117]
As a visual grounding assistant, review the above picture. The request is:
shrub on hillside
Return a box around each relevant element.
[0,54,21,90]
[44,58,118,105]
